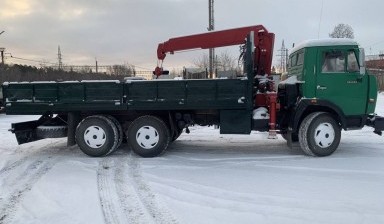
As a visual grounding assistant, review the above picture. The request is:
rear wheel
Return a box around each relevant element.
[298,112,341,157]
[106,115,123,152]
[76,115,119,157]
[127,116,170,158]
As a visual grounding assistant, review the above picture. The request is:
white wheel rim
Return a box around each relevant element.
[136,126,159,149]
[314,122,335,148]
[84,126,106,148]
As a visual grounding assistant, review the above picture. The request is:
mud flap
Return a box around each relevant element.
[9,114,56,144]
[10,120,42,144]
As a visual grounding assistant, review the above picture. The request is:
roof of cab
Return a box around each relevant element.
[290,38,359,54]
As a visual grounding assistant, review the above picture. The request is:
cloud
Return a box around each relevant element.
[1,0,384,69]
[0,0,33,19]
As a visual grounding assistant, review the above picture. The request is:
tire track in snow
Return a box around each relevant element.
[97,153,178,224]
[98,157,146,224]
[0,156,59,223]
[0,140,62,177]
[127,153,178,224]
[0,140,65,223]
[97,158,119,224]
[0,157,28,176]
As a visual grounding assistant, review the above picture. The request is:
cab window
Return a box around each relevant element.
[297,52,304,65]
[289,51,304,68]
[290,54,297,67]
[347,50,359,72]
[322,50,345,73]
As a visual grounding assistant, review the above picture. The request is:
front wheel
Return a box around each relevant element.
[127,116,170,158]
[298,112,341,157]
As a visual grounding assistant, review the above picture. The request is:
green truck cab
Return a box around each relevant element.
[1,34,383,158]
[278,39,383,156]
[288,39,377,116]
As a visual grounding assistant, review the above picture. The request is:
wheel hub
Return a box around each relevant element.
[136,126,159,149]
[314,122,335,148]
[84,126,106,148]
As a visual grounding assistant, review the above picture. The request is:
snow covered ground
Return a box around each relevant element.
[1,93,384,224]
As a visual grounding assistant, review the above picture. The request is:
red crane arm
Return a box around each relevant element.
[155,25,275,77]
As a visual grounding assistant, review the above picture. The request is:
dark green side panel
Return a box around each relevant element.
[58,83,84,103]
[367,74,378,114]
[5,83,33,102]
[4,79,250,114]
[126,79,249,110]
[220,110,251,134]
[84,82,123,102]
[158,81,185,100]
[34,83,57,102]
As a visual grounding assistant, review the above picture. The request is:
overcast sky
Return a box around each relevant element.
[1,0,383,71]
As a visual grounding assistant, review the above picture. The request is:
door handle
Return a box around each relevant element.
[317,85,327,90]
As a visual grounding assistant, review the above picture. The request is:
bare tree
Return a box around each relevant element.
[193,51,236,71]
[216,51,236,71]
[193,53,209,70]
[106,64,135,76]
[329,23,354,39]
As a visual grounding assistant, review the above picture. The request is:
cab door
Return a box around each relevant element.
[316,48,368,115]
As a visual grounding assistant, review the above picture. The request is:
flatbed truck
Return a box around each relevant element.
[1,25,383,157]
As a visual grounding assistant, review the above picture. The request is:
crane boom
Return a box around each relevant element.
[155,25,275,77]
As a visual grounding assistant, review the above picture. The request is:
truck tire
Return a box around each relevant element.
[106,115,123,152]
[36,125,67,139]
[127,116,170,158]
[298,112,341,157]
[76,115,119,157]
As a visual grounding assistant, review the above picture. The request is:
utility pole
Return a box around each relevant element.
[208,0,215,79]
[58,45,63,70]
[95,58,98,73]
[278,40,288,73]
[0,48,4,65]
[0,31,5,65]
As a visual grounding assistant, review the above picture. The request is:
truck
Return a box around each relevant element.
[1,25,384,158]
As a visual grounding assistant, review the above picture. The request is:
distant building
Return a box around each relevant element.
[183,68,207,79]
[366,57,384,91]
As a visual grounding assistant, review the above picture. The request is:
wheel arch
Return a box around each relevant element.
[290,99,346,133]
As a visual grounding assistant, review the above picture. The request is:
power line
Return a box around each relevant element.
[6,51,154,73]
[8,56,56,65]
[7,55,56,65]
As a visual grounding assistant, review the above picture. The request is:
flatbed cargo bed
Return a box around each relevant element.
[3,78,251,115]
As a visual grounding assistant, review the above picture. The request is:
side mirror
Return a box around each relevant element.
[359,48,366,75]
